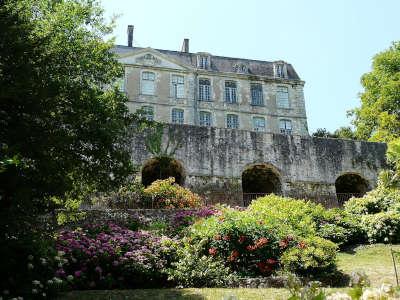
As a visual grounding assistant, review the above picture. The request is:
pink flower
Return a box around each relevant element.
[74,270,82,277]
[208,247,217,256]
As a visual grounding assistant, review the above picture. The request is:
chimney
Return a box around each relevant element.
[181,38,189,53]
[127,25,134,47]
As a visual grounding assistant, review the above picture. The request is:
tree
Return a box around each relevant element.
[0,0,146,296]
[351,42,400,143]
[312,127,356,140]
[0,0,137,207]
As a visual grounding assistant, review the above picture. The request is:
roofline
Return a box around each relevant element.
[114,45,290,65]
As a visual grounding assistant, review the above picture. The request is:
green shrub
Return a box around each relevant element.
[317,208,365,246]
[361,211,400,243]
[143,177,202,208]
[188,196,339,277]
[167,241,238,287]
[344,186,400,215]
[280,236,338,275]
[248,194,361,246]
[248,195,322,237]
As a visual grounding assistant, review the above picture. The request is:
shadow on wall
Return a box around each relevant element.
[141,157,185,187]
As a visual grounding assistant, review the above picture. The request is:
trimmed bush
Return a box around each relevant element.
[143,177,202,208]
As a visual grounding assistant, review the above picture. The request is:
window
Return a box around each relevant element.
[277,86,289,108]
[171,74,185,98]
[141,106,154,121]
[171,108,184,124]
[199,111,212,127]
[225,81,237,103]
[251,83,263,106]
[279,119,292,135]
[253,117,266,132]
[198,56,209,69]
[275,64,284,78]
[141,71,155,95]
[116,77,125,92]
[227,114,239,129]
[199,78,211,101]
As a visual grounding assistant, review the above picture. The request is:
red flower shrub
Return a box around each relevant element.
[223,235,231,241]
[238,235,246,244]
[228,250,240,262]
[208,247,217,256]
[298,241,307,249]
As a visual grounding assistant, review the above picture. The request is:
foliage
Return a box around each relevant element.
[143,123,184,184]
[189,196,339,277]
[317,208,364,246]
[280,236,338,276]
[90,179,145,209]
[0,229,67,299]
[344,185,400,215]
[56,223,177,289]
[143,177,202,208]
[350,41,400,143]
[167,241,238,287]
[0,0,141,205]
[170,206,218,235]
[312,127,356,140]
[286,274,326,300]
[360,211,400,243]
[249,195,360,246]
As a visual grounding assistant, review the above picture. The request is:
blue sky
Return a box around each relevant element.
[101,0,399,133]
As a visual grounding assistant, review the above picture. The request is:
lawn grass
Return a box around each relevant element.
[337,243,400,287]
[58,244,400,300]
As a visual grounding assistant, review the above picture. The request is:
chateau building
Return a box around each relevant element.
[113,26,308,135]
[114,26,387,207]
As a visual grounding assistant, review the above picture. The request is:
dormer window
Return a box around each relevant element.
[274,62,287,78]
[197,55,210,69]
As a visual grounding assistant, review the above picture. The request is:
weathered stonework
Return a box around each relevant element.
[131,125,387,206]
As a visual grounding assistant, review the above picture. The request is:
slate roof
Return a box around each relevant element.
[112,45,301,80]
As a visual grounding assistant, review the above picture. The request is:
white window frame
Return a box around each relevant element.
[226,114,239,129]
[277,86,289,108]
[199,111,212,127]
[199,78,211,101]
[141,71,156,95]
[141,106,154,121]
[197,55,209,69]
[252,117,266,132]
[251,83,263,106]
[171,74,185,99]
[279,119,292,135]
[225,81,237,103]
[171,108,184,124]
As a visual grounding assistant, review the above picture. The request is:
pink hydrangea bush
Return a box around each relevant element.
[56,223,176,289]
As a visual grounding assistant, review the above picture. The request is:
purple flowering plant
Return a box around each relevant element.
[170,207,218,234]
[56,222,176,289]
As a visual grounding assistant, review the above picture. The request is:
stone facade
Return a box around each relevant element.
[131,125,387,206]
[113,41,308,135]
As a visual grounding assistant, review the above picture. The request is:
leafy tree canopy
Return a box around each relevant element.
[312,127,356,140]
[0,0,139,206]
[351,41,400,143]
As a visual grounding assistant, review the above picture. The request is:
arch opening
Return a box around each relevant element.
[141,157,185,187]
[335,173,369,203]
[242,164,282,195]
